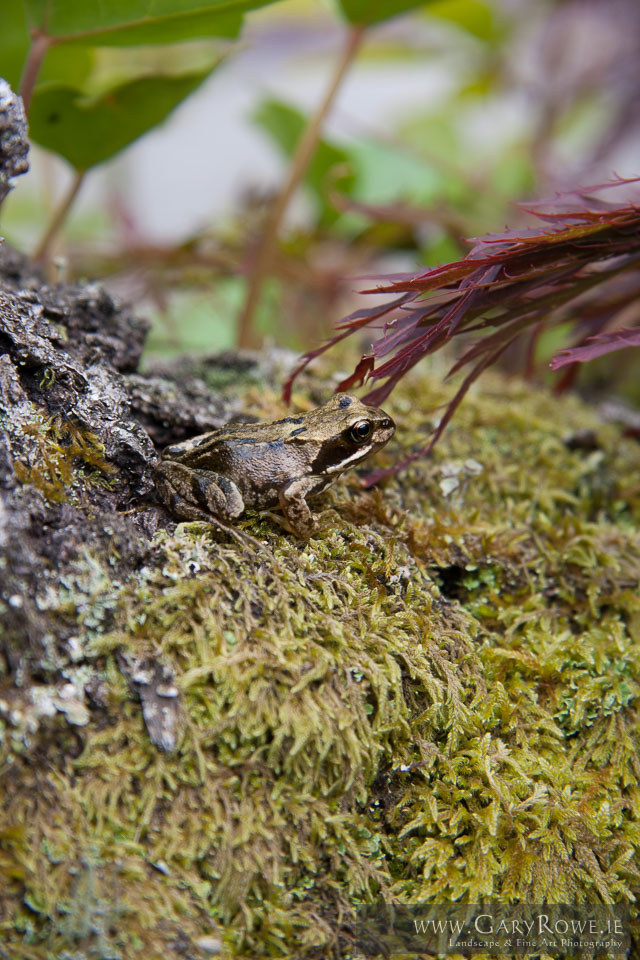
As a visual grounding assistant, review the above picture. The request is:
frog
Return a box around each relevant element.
[155,393,395,538]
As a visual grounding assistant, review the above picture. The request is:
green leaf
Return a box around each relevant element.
[28,68,214,170]
[1,0,31,89]
[426,0,500,41]
[334,0,500,34]
[38,45,95,89]
[1,0,275,91]
[23,0,277,44]
[0,0,94,91]
[345,139,445,206]
[253,99,355,228]
[335,0,433,27]
[84,43,227,97]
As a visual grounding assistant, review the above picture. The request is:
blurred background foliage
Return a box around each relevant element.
[2,0,639,400]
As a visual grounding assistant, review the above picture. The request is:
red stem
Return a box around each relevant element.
[19,32,52,114]
[236,24,366,349]
[33,170,87,263]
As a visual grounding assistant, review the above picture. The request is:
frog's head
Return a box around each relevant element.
[307,393,396,476]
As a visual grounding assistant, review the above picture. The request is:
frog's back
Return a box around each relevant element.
[161,414,307,465]
[159,418,316,509]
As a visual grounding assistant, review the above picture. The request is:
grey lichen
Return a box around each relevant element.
[0,78,29,204]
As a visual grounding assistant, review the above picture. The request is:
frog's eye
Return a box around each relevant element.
[349,420,373,443]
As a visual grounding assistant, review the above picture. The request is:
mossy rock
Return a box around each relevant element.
[1,366,639,959]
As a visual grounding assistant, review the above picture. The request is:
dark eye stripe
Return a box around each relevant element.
[310,438,350,474]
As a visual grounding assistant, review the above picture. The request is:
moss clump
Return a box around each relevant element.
[11,414,115,503]
[1,370,639,958]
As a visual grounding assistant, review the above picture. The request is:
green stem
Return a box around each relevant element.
[33,170,87,263]
[236,23,366,349]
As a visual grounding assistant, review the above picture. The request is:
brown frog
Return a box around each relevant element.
[155,393,395,538]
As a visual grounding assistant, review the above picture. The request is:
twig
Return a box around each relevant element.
[33,169,86,263]
[236,23,366,349]
[19,32,52,114]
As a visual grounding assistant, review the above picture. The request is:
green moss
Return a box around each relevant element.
[1,370,639,958]
[12,414,115,503]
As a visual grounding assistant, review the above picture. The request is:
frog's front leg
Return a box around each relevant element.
[155,461,244,524]
[278,476,326,539]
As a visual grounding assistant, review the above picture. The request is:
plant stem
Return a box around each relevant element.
[34,170,86,263]
[19,32,52,114]
[236,23,366,349]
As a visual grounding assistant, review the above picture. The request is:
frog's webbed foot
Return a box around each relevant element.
[200,515,270,553]
[171,502,268,553]
[259,509,313,540]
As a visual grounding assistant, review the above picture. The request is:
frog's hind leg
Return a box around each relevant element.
[155,462,266,552]
[155,462,244,522]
